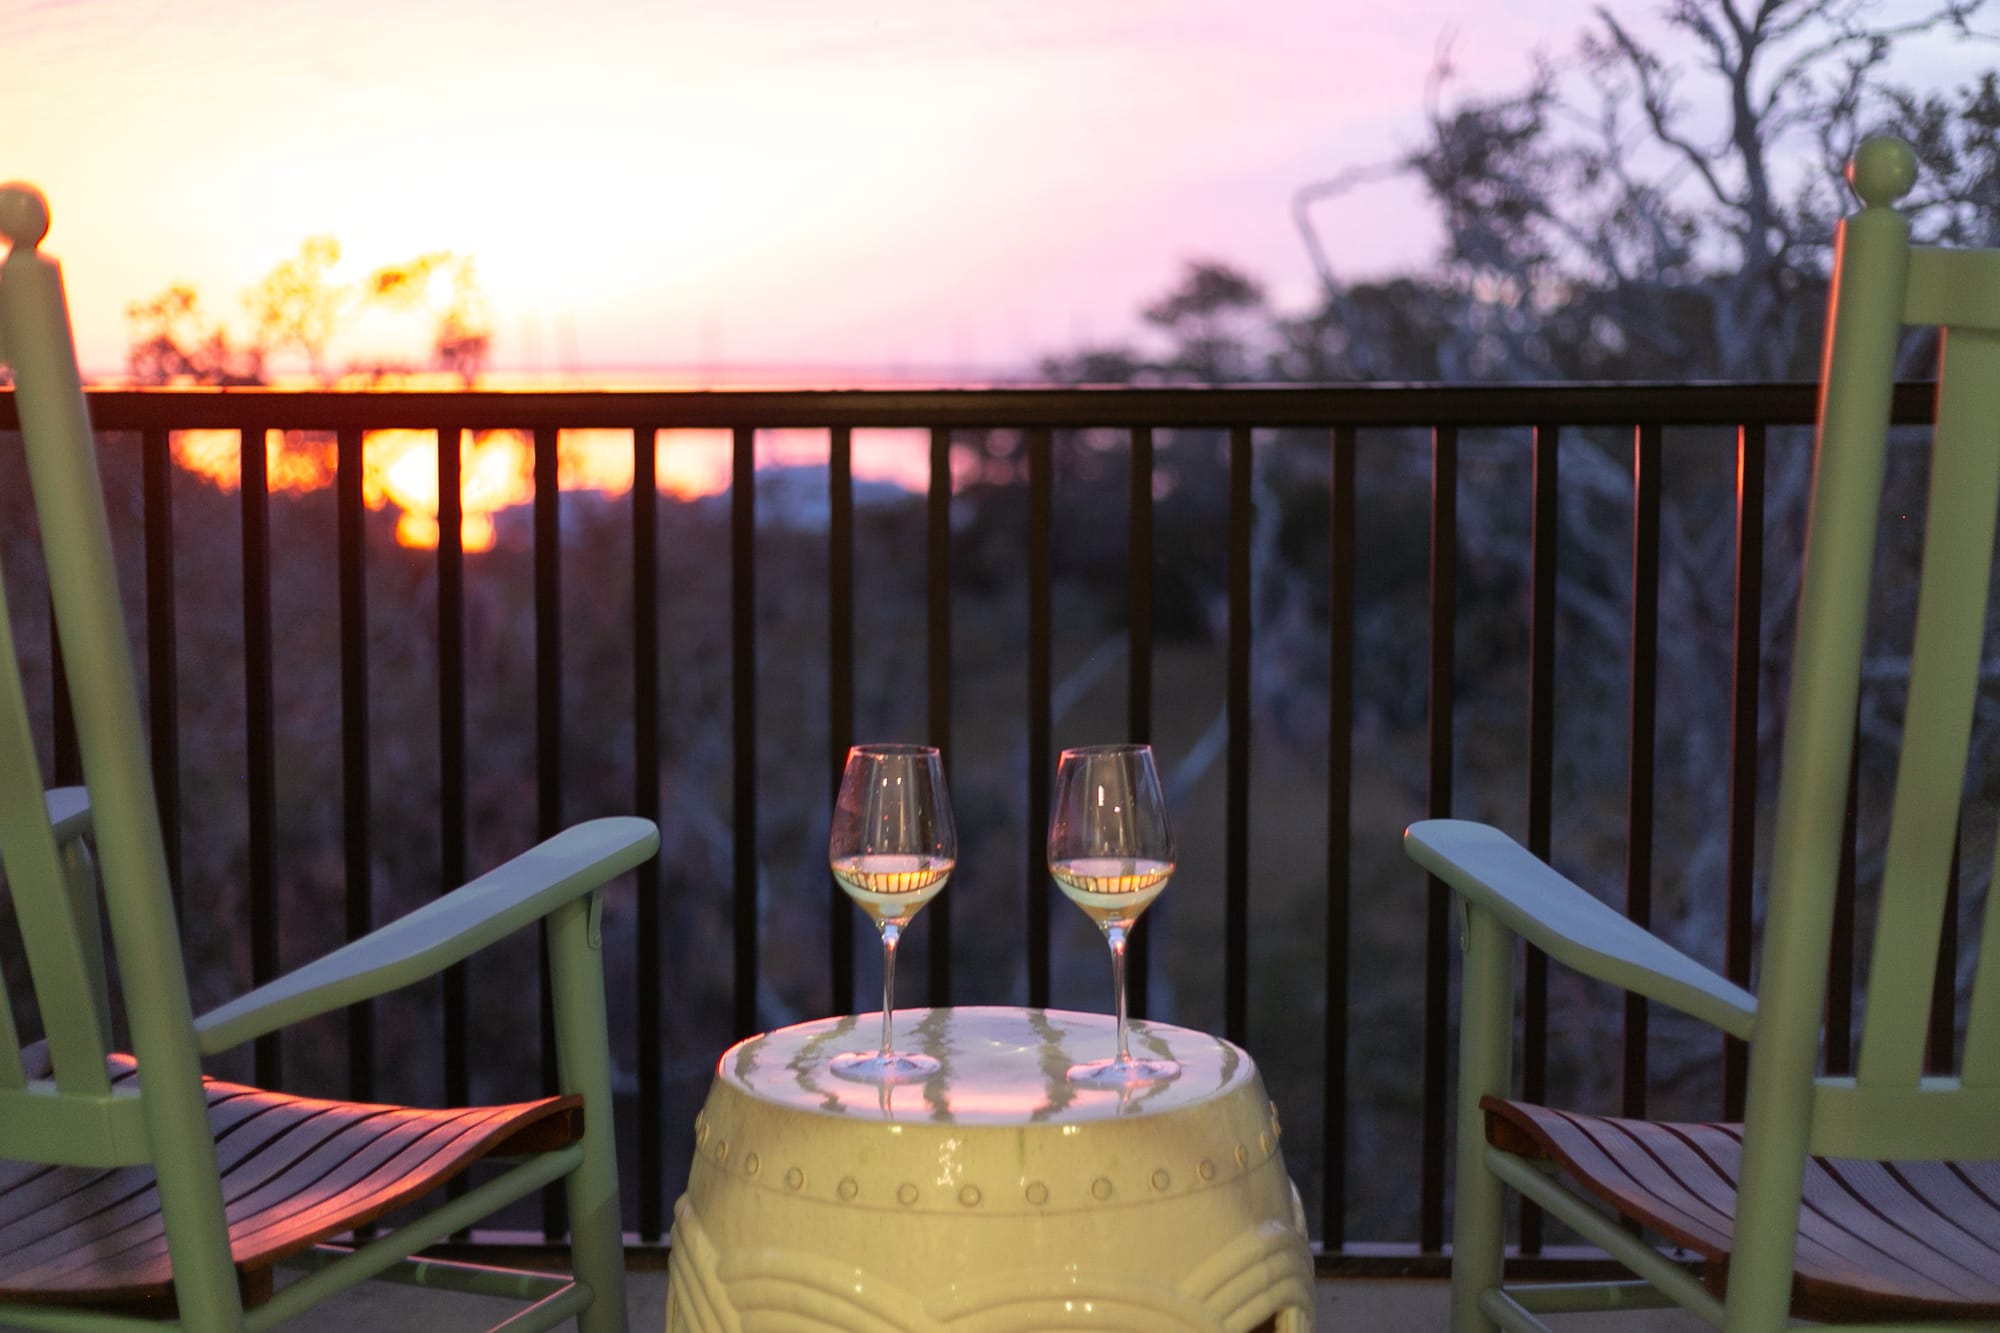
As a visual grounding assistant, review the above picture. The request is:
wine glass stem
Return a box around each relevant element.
[878,920,902,1058]
[1106,923,1132,1066]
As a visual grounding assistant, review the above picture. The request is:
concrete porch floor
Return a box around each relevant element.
[243,1269,1713,1330]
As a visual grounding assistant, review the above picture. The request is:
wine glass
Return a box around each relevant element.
[1048,743,1179,1086]
[827,744,956,1083]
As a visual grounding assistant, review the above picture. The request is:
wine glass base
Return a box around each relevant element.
[1066,1056,1181,1087]
[828,1050,940,1085]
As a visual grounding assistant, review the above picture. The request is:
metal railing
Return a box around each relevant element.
[0,381,1941,1269]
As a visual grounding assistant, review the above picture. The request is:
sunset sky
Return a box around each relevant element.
[6,1,1973,383]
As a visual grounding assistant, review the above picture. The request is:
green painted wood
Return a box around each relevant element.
[4,211,248,1328]
[1902,245,2000,330]
[1404,820,1756,1039]
[240,1146,583,1331]
[193,817,656,1056]
[1475,1289,1554,1333]
[546,889,628,1333]
[1482,1150,1725,1324]
[284,1246,572,1301]
[0,1086,148,1166]
[1450,902,1516,1333]
[1727,143,1915,1333]
[0,572,111,1097]
[1414,138,2000,1331]
[1808,1078,2000,1159]
[0,187,657,1331]
[1857,329,2000,1090]
[483,1281,594,1333]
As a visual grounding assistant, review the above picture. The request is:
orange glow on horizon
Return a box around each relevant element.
[167,425,935,550]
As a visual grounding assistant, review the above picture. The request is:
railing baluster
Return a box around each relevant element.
[49,609,78,786]
[1323,423,1356,1248]
[142,427,182,908]
[1027,426,1052,1009]
[1828,733,1860,1075]
[1723,423,1765,1117]
[534,425,564,832]
[336,426,372,1103]
[9,380,1947,1270]
[1420,424,1457,1254]
[732,425,758,1040]
[632,425,665,1241]
[438,425,469,1112]
[1522,423,1559,1254]
[241,426,280,1087]
[533,424,565,1239]
[1930,824,1962,1073]
[929,426,954,1006]
[1127,425,1154,1017]
[829,425,856,1014]
[1225,425,1252,1047]
[1624,423,1662,1121]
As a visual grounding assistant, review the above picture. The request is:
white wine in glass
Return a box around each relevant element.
[827,744,955,1084]
[1048,743,1179,1086]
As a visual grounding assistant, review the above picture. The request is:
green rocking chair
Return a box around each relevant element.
[0,185,658,1330]
[1409,138,2000,1330]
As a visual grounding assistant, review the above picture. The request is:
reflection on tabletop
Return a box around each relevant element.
[726,1005,1246,1124]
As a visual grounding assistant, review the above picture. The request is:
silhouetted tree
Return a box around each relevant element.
[125,238,493,385]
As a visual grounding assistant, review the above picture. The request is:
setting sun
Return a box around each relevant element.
[166,425,939,549]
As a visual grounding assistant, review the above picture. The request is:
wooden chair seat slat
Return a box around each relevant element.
[1812,1157,2000,1287]
[0,1058,580,1308]
[11,1108,480,1291]
[221,1111,531,1260]
[0,1078,339,1265]
[1485,1097,2000,1321]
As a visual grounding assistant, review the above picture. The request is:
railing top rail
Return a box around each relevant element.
[0,381,1938,432]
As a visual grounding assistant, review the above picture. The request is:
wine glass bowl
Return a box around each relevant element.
[827,744,955,1084]
[1048,743,1179,1086]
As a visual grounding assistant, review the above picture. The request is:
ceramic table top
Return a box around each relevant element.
[716,1005,1253,1126]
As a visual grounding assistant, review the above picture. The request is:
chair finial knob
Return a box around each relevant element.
[0,183,51,252]
[1849,137,1917,208]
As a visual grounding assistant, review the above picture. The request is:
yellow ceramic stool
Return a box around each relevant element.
[667,1006,1315,1331]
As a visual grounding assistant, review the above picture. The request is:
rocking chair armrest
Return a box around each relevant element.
[1405,818,1756,1040]
[193,816,659,1057]
[45,785,91,842]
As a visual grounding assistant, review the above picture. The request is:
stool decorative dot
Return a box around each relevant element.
[1234,1143,1249,1168]
[785,1167,805,1192]
[716,1140,729,1165]
[958,1185,982,1207]
[836,1176,858,1201]
[1260,1132,1272,1158]
[897,1183,919,1206]
[744,1153,761,1177]
[1024,1180,1049,1205]
[1151,1168,1171,1193]
[1090,1176,1114,1201]
[1198,1158,1217,1182]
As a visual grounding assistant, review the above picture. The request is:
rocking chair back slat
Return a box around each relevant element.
[1411,138,2000,1330]
[0,186,649,1331]
[1,214,246,1323]
[0,552,111,1100]
[1856,325,2000,1091]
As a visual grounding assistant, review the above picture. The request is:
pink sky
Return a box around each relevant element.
[11,1,1664,380]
